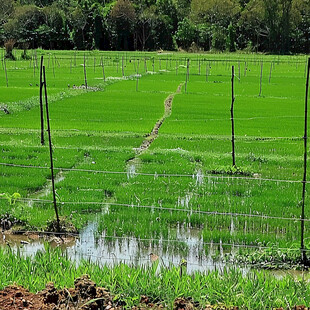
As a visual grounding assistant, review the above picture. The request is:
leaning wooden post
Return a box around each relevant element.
[42,66,60,233]
[84,54,88,89]
[231,66,236,167]
[301,58,310,265]
[39,56,45,145]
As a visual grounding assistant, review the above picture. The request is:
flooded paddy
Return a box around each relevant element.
[0,221,245,274]
[2,221,308,280]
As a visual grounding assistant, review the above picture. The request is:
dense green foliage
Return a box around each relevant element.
[0,0,309,53]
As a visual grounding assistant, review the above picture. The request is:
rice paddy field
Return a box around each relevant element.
[1,49,310,308]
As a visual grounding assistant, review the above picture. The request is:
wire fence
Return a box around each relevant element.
[1,55,310,269]
[0,196,306,223]
[0,162,304,184]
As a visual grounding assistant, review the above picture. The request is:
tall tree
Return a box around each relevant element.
[110,0,136,50]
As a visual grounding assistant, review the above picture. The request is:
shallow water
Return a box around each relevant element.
[1,222,308,278]
[0,222,242,274]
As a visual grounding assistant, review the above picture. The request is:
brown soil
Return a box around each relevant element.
[0,279,306,310]
[0,275,115,310]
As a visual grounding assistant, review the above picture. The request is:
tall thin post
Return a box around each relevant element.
[301,58,310,264]
[136,59,140,92]
[122,56,124,77]
[52,55,55,78]
[33,55,36,78]
[42,66,60,233]
[185,59,190,92]
[231,66,236,167]
[3,57,8,87]
[101,56,105,82]
[269,62,272,83]
[39,56,45,145]
[259,62,263,97]
[35,50,38,68]
[84,54,88,89]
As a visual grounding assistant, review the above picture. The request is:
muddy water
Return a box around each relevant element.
[0,222,243,274]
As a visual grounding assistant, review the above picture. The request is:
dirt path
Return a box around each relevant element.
[135,83,183,156]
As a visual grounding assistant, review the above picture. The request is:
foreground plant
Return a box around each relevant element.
[0,246,309,309]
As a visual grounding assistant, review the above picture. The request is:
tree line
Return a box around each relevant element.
[0,0,309,54]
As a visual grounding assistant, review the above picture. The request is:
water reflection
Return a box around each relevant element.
[1,223,248,274]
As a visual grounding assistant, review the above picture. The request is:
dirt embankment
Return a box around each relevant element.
[0,276,308,310]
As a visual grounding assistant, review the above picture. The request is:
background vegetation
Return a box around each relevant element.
[0,0,309,54]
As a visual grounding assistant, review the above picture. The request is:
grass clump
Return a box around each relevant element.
[0,245,310,309]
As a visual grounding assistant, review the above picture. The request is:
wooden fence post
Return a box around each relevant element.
[3,57,8,87]
[259,62,263,97]
[231,66,236,167]
[185,59,190,92]
[40,56,45,145]
[301,58,310,264]
[42,66,61,233]
[84,54,88,89]
[136,59,140,92]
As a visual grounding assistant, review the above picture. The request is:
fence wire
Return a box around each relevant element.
[0,162,304,184]
[0,196,307,223]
